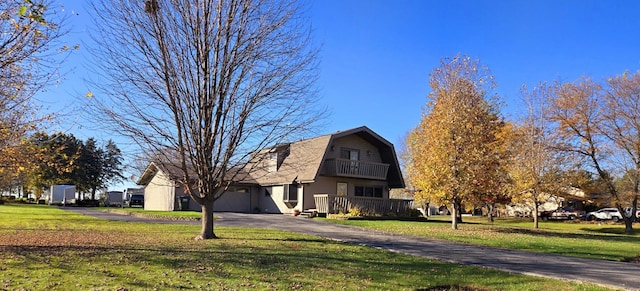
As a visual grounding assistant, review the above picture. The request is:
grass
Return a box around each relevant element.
[322,215,640,262]
[0,204,613,290]
[101,206,203,219]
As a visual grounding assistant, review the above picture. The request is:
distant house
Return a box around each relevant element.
[136,126,409,214]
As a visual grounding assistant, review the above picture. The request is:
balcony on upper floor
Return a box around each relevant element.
[323,158,389,180]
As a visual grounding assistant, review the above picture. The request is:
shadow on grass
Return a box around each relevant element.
[580,227,639,235]
[492,226,639,243]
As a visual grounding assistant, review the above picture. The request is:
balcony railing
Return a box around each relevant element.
[324,159,389,180]
[314,194,414,216]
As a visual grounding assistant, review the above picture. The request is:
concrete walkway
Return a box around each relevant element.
[64,208,640,290]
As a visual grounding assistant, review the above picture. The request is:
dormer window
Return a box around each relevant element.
[268,152,277,173]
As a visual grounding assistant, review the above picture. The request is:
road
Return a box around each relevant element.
[65,208,640,290]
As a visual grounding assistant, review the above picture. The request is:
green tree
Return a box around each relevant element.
[406,55,506,229]
[30,132,82,187]
[76,139,124,200]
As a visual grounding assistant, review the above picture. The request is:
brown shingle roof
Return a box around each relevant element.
[138,126,405,188]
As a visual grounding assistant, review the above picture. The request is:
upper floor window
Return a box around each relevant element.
[268,152,277,173]
[340,148,359,161]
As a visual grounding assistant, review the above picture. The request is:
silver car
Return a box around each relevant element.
[586,208,623,222]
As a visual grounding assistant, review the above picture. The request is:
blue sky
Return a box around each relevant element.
[40,0,640,187]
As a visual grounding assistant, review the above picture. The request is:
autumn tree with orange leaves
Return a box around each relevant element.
[406,55,508,229]
[548,73,640,234]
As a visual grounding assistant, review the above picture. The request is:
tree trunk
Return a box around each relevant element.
[533,204,539,229]
[451,203,458,230]
[195,199,217,240]
[624,217,633,234]
[486,203,494,223]
[455,200,463,223]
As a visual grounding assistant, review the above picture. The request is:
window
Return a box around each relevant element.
[268,152,277,173]
[340,148,359,160]
[340,148,360,175]
[283,184,298,202]
[228,187,249,193]
[337,182,347,196]
[354,186,383,198]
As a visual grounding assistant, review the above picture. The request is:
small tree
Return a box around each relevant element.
[406,55,505,230]
[88,0,323,239]
[509,83,570,229]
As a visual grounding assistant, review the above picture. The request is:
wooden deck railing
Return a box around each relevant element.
[323,159,389,180]
[313,194,414,216]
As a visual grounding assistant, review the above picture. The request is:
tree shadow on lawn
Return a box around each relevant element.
[492,226,639,242]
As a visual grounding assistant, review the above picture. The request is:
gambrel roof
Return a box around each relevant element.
[138,126,405,189]
[248,126,405,188]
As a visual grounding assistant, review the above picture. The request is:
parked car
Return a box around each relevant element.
[128,194,144,208]
[585,208,623,222]
[539,208,584,221]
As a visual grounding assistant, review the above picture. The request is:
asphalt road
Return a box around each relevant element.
[64,208,640,290]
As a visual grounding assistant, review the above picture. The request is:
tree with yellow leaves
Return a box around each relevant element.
[406,55,507,229]
[0,1,68,191]
[508,83,570,229]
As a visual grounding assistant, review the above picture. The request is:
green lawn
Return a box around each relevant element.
[323,215,640,262]
[102,206,203,219]
[0,204,612,290]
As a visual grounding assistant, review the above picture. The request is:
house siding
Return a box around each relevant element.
[144,170,176,211]
[326,135,382,163]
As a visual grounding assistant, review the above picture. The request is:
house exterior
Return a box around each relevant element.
[136,126,408,214]
[136,163,258,212]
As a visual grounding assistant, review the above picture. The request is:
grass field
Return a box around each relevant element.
[0,204,617,290]
[102,207,203,219]
[323,215,640,263]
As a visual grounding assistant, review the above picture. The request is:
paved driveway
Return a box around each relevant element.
[65,208,640,290]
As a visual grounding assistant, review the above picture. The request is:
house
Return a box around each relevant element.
[136,162,258,212]
[136,126,409,214]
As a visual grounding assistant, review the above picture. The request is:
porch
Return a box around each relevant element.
[313,194,414,216]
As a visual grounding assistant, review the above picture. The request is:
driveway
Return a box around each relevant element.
[65,208,640,290]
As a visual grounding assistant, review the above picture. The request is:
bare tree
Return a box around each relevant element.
[87,0,322,239]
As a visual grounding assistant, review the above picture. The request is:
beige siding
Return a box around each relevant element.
[326,135,382,163]
[144,170,176,211]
